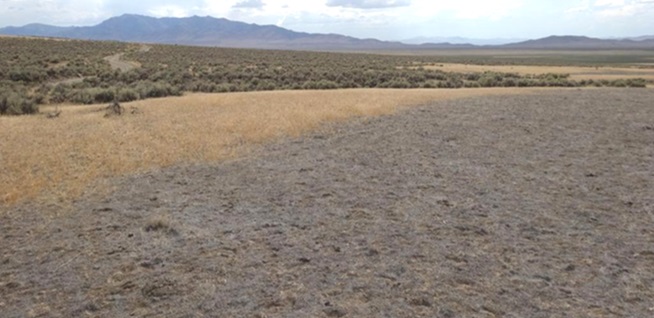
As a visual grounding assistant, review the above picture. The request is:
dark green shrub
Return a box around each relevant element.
[50,84,72,104]
[478,76,498,87]
[466,73,480,81]
[136,81,182,98]
[70,89,95,104]
[502,78,517,87]
[94,89,115,103]
[116,88,139,102]
[0,92,38,115]
[8,67,47,83]
[625,78,647,88]
[386,78,411,89]
[517,79,531,87]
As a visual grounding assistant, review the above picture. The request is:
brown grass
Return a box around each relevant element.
[1,88,540,205]
[417,63,654,80]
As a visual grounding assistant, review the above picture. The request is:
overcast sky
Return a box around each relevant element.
[1,0,653,40]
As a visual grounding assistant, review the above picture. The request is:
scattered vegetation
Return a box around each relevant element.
[1,37,652,116]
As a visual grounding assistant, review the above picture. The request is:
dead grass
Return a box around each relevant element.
[1,88,540,206]
[417,63,654,81]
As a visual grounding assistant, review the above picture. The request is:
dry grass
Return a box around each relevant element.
[418,63,654,81]
[1,88,540,205]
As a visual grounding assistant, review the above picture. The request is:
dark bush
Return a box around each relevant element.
[94,89,115,103]
[0,91,38,115]
[625,78,647,87]
[116,88,139,102]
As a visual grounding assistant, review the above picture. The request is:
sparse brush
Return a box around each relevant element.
[144,214,178,235]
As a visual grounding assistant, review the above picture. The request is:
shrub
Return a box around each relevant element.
[50,84,72,104]
[8,67,47,83]
[466,73,480,81]
[502,78,517,87]
[0,91,38,115]
[93,88,115,103]
[478,76,498,87]
[116,88,139,102]
[70,89,95,104]
[517,79,531,87]
[383,78,411,89]
[625,78,647,88]
[136,81,182,99]
[302,80,338,90]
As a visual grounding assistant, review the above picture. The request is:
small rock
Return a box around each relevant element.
[366,248,379,257]
[4,281,20,290]
[140,258,163,269]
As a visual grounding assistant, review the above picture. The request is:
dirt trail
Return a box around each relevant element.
[49,45,149,86]
[103,45,151,72]
[1,89,653,317]
[103,53,138,72]
[103,44,150,72]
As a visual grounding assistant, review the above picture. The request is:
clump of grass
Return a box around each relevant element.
[144,214,178,235]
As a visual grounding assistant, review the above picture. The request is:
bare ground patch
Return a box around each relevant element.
[1,88,536,205]
[1,88,653,317]
[418,63,654,81]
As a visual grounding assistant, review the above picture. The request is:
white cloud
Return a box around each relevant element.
[1,0,653,40]
[566,0,654,18]
[326,0,411,9]
[148,5,190,18]
[408,0,524,20]
[595,0,624,6]
[0,0,105,26]
[233,0,265,9]
[565,0,591,13]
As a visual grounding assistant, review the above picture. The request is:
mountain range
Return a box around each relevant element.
[402,36,528,46]
[2,14,654,51]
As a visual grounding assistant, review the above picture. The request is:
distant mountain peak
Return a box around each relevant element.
[2,15,654,51]
[502,34,654,49]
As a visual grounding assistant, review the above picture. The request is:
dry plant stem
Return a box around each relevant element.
[1,88,539,205]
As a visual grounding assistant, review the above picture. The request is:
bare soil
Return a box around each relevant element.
[2,89,653,317]
[103,53,139,72]
[416,63,654,81]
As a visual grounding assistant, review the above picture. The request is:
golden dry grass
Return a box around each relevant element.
[1,88,540,206]
[418,63,654,81]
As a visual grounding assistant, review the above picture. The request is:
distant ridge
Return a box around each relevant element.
[502,35,654,49]
[0,14,463,51]
[2,15,654,51]
[629,35,654,41]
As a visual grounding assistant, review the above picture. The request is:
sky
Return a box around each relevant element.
[1,0,653,41]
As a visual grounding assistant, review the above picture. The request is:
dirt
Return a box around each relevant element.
[48,45,149,87]
[103,53,139,72]
[103,45,149,72]
[2,88,653,317]
[416,63,654,81]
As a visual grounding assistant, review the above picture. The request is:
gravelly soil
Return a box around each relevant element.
[2,88,653,317]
